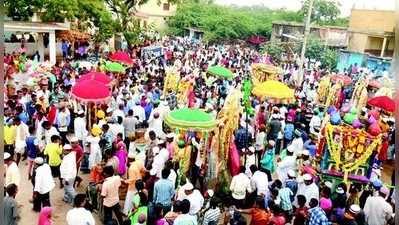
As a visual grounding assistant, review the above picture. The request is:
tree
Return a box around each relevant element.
[299,0,347,26]
[321,48,338,70]
[167,1,303,43]
[5,0,43,21]
[260,41,284,64]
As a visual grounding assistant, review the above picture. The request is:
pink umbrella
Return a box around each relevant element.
[109,51,134,65]
[77,72,112,85]
[72,80,111,104]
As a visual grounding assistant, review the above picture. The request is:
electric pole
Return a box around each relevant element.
[298,0,314,86]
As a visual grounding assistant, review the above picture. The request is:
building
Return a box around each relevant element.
[4,21,69,64]
[347,9,395,58]
[270,21,348,48]
[134,0,176,31]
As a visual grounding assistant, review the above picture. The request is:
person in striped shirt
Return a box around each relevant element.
[202,198,221,225]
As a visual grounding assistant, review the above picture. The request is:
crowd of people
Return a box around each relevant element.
[3,36,395,225]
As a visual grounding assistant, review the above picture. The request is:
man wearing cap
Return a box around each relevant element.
[309,109,321,134]
[296,173,319,207]
[33,157,55,212]
[288,129,304,156]
[4,152,21,188]
[276,145,297,183]
[363,186,393,225]
[182,182,204,217]
[73,110,87,146]
[285,170,298,201]
[342,204,362,225]
[60,144,77,204]
[42,121,60,146]
[70,136,84,173]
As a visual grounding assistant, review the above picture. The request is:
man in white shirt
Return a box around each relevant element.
[296,173,319,207]
[73,110,87,145]
[60,144,77,204]
[42,121,59,145]
[4,153,21,188]
[276,145,297,183]
[33,157,55,212]
[66,193,95,225]
[364,186,393,225]
[309,110,321,134]
[250,166,269,196]
[110,117,125,140]
[182,182,204,217]
[230,166,252,208]
[132,100,146,123]
[289,129,304,156]
[14,117,29,165]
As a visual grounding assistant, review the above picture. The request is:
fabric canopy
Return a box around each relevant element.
[71,80,111,104]
[164,108,217,131]
[367,95,395,112]
[252,80,295,103]
[331,74,352,85]
[105,62,125,73]
[77,72,112,85]
[109,51,134,65]
[207,66,234,80]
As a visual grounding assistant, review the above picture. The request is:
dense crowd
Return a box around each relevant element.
[3,36,395,225]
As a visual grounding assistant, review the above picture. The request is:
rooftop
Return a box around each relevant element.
[272,21,348,30]
[5,21,69,32]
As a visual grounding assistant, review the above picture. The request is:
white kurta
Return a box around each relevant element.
[276,155,297,183]
[296,182,319,207]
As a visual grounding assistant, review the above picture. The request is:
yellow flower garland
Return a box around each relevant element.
[325,123,383,182]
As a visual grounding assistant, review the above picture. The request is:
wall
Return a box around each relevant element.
[136,0,176,30]
[348,32,368,53]
[349,9,395,33]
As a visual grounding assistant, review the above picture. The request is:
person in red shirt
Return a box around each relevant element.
[269,204,287,225]
[293,194,308,225]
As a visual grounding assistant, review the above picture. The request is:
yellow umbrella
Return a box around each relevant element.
[252,80,295,103]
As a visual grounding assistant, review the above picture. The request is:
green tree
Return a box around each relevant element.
[321,48,338,70]
[167,1,303,42]
[299,0,348,26]
[260,41,284,63]
[5,0,43,21]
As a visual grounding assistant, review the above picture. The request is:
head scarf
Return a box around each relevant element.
[38,207,52,225]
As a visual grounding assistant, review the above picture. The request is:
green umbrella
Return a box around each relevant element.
[164,108,217,131]
[105,61,125,73]
[207,66,234,80]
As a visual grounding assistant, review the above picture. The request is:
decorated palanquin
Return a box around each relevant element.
[251,63,281,84]
[318,122,383,186]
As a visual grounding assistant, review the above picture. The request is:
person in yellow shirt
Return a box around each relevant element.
[123,153,146,215]
[4,119,16,156]
[44,135,63,188]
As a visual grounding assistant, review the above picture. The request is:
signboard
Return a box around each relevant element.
[141,45,163,57]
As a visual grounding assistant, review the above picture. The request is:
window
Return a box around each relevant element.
[163,3,170,11]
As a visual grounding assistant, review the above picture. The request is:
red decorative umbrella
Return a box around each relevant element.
[72,80,111,104]
[247,35,266,45]
[109,51,134,65]
[77,72,112,85]
[368,80,381,88]
[367,96,395,112]
[331,74,352,85]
